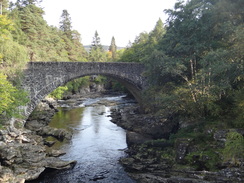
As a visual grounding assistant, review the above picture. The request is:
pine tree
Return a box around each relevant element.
[109,36,117,60]
[16,0,42,7]
[0,0,9,15]
[148,18,165,45]
[89,31,107,62]
[59,9,72,39]
[91,30,103,50]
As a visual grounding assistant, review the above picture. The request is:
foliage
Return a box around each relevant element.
[89,30,107,62]
[108,36,117,61]
[8,3,87,62]
[59,9,72,39]
[65,77,90,94]
[223,131,244,165]
[119,18,165,63]
[231,88,244,127]
[93,75,106,84]
[118,0,244,121]
[0,14,13,39]
[186,150,221,171]
[119,32,149,63]
[49,86,68,100]
[0,73,16,114]
[0,73,29,120]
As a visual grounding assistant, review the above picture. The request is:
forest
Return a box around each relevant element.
[120,0,243,125]
[0,0,118,120]
[0,0,243,165]
[118,0,244,166]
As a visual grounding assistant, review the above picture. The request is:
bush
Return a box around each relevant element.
[0,73,29,121]
[223,131,244,165]
[49,86,68,100]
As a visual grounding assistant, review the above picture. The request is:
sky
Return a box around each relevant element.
[11,0,178,47]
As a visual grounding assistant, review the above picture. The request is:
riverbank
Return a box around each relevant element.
[26,93,136,182]
[1,91,243,182]
[110,104,244,183]
[0,91,132,183]
[0,96,78,183]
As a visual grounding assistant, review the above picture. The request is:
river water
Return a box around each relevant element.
[33,95,136,183]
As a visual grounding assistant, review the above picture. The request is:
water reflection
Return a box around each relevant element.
[37,96,136,183]
[49,107,85,131]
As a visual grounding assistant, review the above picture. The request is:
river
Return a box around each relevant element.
[31,95,136,183]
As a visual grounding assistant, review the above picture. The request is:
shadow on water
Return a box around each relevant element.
[27,96,136,183]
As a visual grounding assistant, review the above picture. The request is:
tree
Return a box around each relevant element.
[0,14,13,41]
[0,14,28,70]
[91,30,103,50]
[0,73,28,120]
[66,30,88,61]
[143,0,244,117]
[119,32,149,63]
[108,36,117,60]
[119,19,166,64]
[89,31,107,62]
[0,73,17,115]
[0,0,9,15]
[16,0,42,7]
[59,9,72,39]
[148,18,165,46]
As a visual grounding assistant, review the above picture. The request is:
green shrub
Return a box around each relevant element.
[49,86,68,100]
[223,131,244,165]
[186,150,221,171]
[0,73,29,122]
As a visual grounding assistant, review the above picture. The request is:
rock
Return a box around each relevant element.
[213,129,229,142]
[120,157,146,172]
[25,120,45,131]
[126,131,152,147]
[0,125,77,182]
[167,177,209,183]
[13,167,46,181]
[45,157,77,169]
[128,173,169,183]
[48,149,66,157]
[36,102,50,111]
[38,126,72,140]
[175,138,192,164]
[44,139,56,147]
[16,134,31,143]
[110,105,179,139]
[0,145,20,162]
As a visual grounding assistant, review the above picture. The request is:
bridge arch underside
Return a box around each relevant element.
[26,73,143,117]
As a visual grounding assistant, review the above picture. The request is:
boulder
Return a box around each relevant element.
[37,126,72,140]
[48,149,66,157]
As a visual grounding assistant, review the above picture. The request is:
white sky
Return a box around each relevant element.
[11,0,178,47]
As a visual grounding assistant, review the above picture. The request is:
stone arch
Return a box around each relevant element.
[22,62,146,117]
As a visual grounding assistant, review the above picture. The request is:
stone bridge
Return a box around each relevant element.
[22,62,146,117]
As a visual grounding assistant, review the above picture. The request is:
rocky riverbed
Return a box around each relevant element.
[1,92,243,183]
[0,92,128,183]
[110,104,244,183]
[0,97,77,183]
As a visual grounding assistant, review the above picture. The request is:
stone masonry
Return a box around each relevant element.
[22,62,146,117]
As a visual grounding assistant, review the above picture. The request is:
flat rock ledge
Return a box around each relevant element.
[0,126,76,183]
